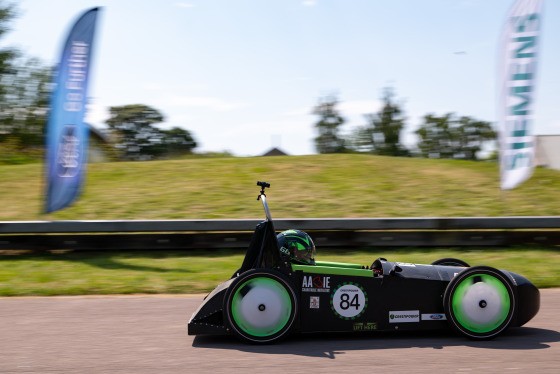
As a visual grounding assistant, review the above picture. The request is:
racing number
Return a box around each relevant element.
[340,293,360,310]
[331,283,367,319]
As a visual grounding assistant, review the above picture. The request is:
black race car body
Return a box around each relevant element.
[188,182,540,343]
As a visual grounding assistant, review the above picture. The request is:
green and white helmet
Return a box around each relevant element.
[277,229,316,265]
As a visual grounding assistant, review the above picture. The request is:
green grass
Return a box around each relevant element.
[1,154,560,221]
[0,246,558,296]
[0,249,243,296]
[1,154,560,295]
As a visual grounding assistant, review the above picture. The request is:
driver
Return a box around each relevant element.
[277,229,316,265]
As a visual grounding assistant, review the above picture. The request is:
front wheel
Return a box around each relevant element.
[224,269,298,344]
[444,266,516,340]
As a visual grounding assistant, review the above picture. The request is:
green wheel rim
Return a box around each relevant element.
[451,273,511,333]
[231,277,293,337]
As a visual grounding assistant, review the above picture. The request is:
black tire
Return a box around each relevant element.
[443,266,516,340]
[431,258,470,267]
[224,269,298,344]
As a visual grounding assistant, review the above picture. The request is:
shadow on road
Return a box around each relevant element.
[192,327,560,359]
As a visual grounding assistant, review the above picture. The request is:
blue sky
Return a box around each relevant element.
[3,0,559,156]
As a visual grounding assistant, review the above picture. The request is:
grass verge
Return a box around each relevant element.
[1,246,558,296]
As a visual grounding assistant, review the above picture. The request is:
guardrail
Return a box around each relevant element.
[1,217,560,251]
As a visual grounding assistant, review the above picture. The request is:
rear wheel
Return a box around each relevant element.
[224,269,297,344]
[444,266,516,339]
[432,258,470,267]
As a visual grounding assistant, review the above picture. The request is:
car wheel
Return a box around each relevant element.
[431,258,470,267]
[224,269,298,344]
[444,266,516,339]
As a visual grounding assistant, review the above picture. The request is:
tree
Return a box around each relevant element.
[106,104,197,161]
[313,95,347,154]
[0,1,19,109]
[161,126,197,157]
[0,1,17,76]
[0,58,52,147]
[352,88,409,156]
[106,104,165,161]
[0,2,52,163]
[415,113,495,160]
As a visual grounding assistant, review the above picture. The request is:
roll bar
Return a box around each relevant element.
[257,181,272,221]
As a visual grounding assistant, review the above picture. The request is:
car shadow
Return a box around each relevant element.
[192,327,560,359]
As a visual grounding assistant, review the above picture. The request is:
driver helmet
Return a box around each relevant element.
[277,229,316,265]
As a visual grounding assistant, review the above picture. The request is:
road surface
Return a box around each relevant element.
[1,290,559,373]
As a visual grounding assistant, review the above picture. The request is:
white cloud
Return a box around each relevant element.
[284,100,381,118]
[160,113,196,128]
[302,1,317,6]
[156,95,250,111]
[339,100,381,116]
[143,82,210,92]
[283,106,314,116]
[221,119,311,137]
[84,103,109,128]
[537,120,560,135]
[174,2,196,8]
[456,1,478,9]
[142,82,164,91]
[203,118,315,155]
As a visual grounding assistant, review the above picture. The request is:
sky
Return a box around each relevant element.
[2,0,559,156]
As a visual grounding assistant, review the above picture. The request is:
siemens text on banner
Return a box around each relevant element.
[498,0,542,190]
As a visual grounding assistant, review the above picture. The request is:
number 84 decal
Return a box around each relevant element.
[330,282,368,320]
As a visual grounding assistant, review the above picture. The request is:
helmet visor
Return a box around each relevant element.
[291,241,315,265]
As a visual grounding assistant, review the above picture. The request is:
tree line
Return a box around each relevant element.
[0,2,197,164]
[313,89,496,161]
[1,1,495,164]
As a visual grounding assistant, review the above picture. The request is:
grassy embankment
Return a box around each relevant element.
[1,154,559,295]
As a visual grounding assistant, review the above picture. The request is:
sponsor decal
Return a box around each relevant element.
[499,1,542,190]
[389,310,420,323]
[330,282,368,320]
[310,296,320,309]
[279,246,290,256]
[421,313,447,321]
[56,125,81,178]
[353,322,377,331]
[302,275,330,293]
[396,262,416,267]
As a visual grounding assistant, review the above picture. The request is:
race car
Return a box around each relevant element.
[188,182,540,343]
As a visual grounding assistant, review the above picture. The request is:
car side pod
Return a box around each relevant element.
[443,265,539,340]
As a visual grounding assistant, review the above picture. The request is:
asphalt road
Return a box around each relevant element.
[1,290,559,374]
